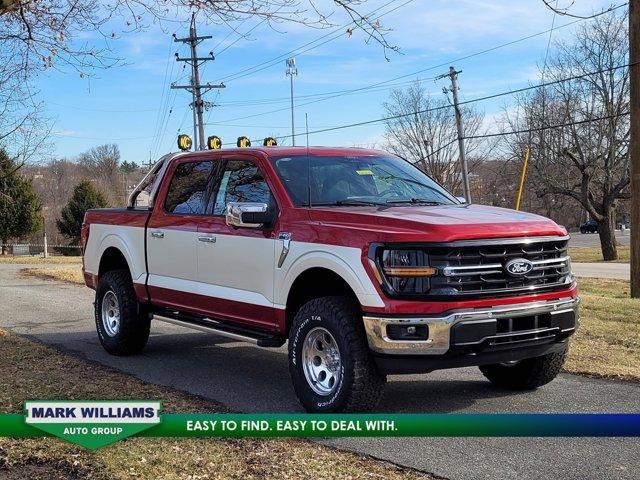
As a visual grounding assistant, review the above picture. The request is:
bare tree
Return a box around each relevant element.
[1,0,396,81]
[1,0,397,180]
[382,80,485,195]
[78,143,123,201]
[504,11,629,260]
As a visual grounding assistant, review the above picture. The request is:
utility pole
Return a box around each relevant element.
[171,14,225,150]
[438,66,471,203]
[286,58,298,146]
[630,0,640,297]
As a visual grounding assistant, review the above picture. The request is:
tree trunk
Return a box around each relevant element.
[1,239,7,256]
[598,213,619,261]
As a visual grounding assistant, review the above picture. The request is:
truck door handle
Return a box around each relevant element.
[198,235,216,243]
[151,230,164,239]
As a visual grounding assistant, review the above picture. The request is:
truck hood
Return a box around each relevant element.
[308,204,567,243]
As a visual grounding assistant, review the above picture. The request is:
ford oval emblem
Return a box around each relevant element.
[504,258,533,276]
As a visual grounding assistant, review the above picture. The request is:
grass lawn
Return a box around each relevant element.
[565,278,640,381]
[18,267,640,382]
[568,246,630,263]
[0,329,431,480]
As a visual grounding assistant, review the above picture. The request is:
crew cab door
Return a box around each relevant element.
[146,157,217,311]
[196,156,279,330]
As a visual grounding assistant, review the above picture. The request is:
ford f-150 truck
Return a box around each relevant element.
[82,146,578,412]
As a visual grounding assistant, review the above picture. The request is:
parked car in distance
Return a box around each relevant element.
[82,146,578,413]
[579,219,599,234]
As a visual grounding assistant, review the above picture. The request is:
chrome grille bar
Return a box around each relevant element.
[442,256,570,278]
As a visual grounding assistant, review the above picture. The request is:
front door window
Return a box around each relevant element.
[209,160,272,215]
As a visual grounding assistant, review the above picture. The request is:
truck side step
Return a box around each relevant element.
[152,314,286,348]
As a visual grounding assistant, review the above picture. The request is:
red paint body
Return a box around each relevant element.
[83,147,577,334]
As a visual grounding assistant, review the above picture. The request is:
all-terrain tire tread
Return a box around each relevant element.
[289,296,385,412]
[95,269,150,356]
[479,347,568,390]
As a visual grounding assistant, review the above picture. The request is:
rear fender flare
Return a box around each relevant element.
[96,235,141,283]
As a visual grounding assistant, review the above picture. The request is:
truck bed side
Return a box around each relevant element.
[82,208,152,301]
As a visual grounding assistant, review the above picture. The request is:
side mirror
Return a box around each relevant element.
[225,202,274,229]
[456,196,467,204]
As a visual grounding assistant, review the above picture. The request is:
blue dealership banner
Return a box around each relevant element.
[1,407,639,450]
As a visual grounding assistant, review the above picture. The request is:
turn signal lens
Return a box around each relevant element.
[368,258,383,284]
[383,266,437,277]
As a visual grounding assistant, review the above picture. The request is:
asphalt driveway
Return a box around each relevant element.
[0,263,638,480]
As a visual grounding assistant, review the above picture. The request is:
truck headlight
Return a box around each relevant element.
[378,249,436,294]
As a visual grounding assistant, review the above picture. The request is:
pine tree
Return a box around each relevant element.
[56,180,108,244]
[0,150,43,254]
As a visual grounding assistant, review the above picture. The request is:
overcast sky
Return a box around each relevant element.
[37,0,618,163]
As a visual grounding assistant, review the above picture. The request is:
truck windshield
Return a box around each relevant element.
[271,155,458,207]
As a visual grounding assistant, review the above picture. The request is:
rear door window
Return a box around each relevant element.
[164,161,215,215]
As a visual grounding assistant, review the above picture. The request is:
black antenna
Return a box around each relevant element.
[305,113,310,149]
[306,112,311,208]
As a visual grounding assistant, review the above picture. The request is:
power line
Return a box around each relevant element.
[216,14,274,56]
[152,65,187,159]
[463,112,630,140]
[212,2,628,125]
[228,62,633,145]
[149,39,177,157]
[44,2,627,117]
[210,18,250,54]
[46,102,162,113]
[215,0,412,84]
[208,77,422,108]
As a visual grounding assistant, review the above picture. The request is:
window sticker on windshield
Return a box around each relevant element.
[356,169,373,176]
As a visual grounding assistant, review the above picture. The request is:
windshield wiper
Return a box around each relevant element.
[312,199,385,207]
[386,198,443,205]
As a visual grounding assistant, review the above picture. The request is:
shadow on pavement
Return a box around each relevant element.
[29,329,526,414]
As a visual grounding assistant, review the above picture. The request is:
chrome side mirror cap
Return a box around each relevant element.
[225,202,273,228]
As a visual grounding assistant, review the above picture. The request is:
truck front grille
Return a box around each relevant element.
[426,236,572,298]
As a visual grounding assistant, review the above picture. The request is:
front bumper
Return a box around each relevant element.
[362,296,579,356]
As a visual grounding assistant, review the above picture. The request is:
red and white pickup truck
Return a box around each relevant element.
[82,146,578,412]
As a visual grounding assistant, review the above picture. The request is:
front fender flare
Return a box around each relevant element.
[277,249,384,308]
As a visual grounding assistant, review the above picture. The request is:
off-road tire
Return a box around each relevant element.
[95,269,150,356]
[479,346,568,390]
[288,296,386,412]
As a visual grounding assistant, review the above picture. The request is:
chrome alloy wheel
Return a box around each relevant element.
[101,290,120,337]
[302,327,343,396]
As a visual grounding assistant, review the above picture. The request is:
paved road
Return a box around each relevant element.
[0,263,638,480]
[572,262,630,280]
[568,231,630,248]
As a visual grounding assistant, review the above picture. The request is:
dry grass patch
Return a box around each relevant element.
[20,265,84,285]
[569,246,629,263]
[0,255,82,264]
[0,330,432,480]
[566,278,640,381]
